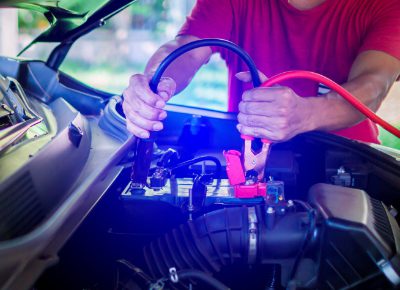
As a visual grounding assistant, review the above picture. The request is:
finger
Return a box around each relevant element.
[124,105,164,131]
[235,70,268,83]
[123,96,166,121]
[236,124,288,142]
[238,101,282,116]
[123,100,166,124]
[236,124,272,139]
[126,120,150,139]
[157,77,176,101]
[242,86,293,102]
[128,74,166,109]
[237,113,285,132]
[238,112,272,128]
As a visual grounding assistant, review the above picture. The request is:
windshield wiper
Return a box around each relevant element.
[0,75,45,154]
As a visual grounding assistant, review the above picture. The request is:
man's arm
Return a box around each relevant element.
[236,50,400,141]
[122,35,212,138]
[306,50,400,132]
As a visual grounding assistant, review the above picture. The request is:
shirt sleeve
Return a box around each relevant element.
[177,0,234,52]
[359,0,400,61]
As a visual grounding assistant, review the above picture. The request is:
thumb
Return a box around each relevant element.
[235,70,268,83]
[157,77,177,102]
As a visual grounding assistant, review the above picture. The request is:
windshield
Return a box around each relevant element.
[15,0,229,112]
[6,0,109,15]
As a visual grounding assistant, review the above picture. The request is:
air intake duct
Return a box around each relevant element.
[143,206,310,279]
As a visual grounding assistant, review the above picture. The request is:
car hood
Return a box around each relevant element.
[0,0,137,54]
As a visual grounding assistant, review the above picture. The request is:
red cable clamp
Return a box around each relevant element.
[224,150,266,198]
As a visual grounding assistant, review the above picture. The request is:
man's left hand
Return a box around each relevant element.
[236,71,313,142]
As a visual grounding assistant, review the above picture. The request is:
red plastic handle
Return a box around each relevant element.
[241,134,254,141]
[241,134,270,144]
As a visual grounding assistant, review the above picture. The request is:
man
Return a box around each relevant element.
[122,0,400,144]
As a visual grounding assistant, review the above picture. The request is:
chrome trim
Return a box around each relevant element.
[248,207,258,264]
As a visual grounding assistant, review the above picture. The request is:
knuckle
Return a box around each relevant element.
[238,102,243,112]
[238,102,246,113]
[126,121,139,135]
[277,118,289,130]
[137,88,156,105]
[122,88,128,98]
[253,128,264,138]
[242,90,252,101]
[142,120,156,131]
[130,98,142,112]
[246,115,257,127]
[279,87,293,102]
[244,102,252,113]
[280,86,292,96]
[237,112,244,123]
[240,125,250,134]
[149,108,161,120]
[122,89,133,103]
[142,106,160,121]
[129,74,142,85]
[159,77,176,91]
[121,99,128,111]
[126,122,133,132]
[157,80,168,91]
[273,131,286,141]
[278,107,289,116]
[122,102,134,119]
[125,110,138,125]
[130,114,154,131]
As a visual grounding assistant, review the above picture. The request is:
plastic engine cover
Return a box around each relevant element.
[309,183,400,289]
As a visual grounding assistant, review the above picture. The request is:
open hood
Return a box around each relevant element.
[0,0,137,55]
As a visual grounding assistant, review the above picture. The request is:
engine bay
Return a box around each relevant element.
[35,110,400,289]
[0,54,400,290]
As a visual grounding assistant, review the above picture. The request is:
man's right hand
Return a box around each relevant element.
[122,74,176,138]
[122,35,211,138]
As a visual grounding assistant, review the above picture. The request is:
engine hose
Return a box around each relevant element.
[262,70,400,138]
[143,206,309,280]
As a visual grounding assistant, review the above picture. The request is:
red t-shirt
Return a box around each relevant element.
[178,0,400,143]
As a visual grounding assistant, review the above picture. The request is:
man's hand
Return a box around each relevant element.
[237,86,312,142]
[235,71,312,142]
[122,35,212,138]
[122,74,176,138]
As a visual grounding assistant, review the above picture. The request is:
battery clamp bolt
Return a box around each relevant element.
[169,267,179,283]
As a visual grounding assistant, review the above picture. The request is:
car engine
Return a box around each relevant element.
[0,39,399,290]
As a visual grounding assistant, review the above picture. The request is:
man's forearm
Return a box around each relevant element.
[302,50,400,133]
[305,72,397,133]
[144,35,212,94]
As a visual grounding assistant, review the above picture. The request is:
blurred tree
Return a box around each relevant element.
[67,0,108,15]
[130,0,167,32]
[18,10,47,30]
